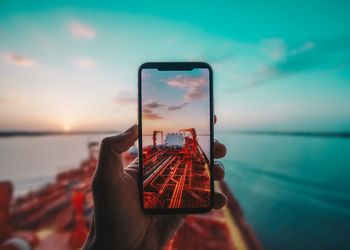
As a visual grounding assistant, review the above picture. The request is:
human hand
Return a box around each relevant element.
[84,118,227,250]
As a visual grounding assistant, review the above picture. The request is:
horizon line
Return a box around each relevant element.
[1,130,350,138]
[0,130,117,138]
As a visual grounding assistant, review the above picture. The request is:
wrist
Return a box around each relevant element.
[84,229,151,250]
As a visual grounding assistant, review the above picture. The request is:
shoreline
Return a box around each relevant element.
[0,131,116,138]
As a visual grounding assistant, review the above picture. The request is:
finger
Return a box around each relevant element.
[213,192,227,209]
[100,124,138,157]
[214,115,217,125]
[213,161,225,181]
[107,124,138,153]
[214,139,227,159]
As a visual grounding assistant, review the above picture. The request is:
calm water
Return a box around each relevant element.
[1,132,350,249]
[216,132,350,250]
[0,134,110,196]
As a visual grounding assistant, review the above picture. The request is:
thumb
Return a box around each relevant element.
[91,125,138,227]
[100,124,138,157]
[116,124,139,152]
[94,124,138,184]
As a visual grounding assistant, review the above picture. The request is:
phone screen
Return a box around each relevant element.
[139,63,213,213]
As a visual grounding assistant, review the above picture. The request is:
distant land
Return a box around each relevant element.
[0,130,349,138]
[0,130,117,137]
[229,131,350,138]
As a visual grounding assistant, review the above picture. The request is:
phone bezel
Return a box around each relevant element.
[138,62,214,214]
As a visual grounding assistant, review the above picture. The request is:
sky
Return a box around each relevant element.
[142,68,210,134]
[0,0,349,132]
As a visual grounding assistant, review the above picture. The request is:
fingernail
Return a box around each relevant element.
[215,160,224,169]
[214,139,221,145]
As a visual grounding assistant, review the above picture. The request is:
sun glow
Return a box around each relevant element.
[63,124,72,132]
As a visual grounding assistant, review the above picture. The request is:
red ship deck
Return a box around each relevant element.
[0,142,261,250]
[143,128,211,209]
[143,145,211,209]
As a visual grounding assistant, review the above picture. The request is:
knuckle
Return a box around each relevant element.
[214,160,224,168]
[215,142,227,157]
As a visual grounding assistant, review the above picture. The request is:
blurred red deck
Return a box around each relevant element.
[0,143,261,250]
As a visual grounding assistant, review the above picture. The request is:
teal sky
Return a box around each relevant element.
[0,0,349,131]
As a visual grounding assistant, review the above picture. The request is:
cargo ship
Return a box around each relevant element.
[0,140,261,250]
[143,129,211,209]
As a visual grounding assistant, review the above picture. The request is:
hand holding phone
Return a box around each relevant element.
[84,63,227,249]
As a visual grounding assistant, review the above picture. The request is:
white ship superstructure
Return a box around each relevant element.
[164,133,185,147]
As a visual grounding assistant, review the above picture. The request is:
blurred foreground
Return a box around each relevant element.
[0,142,260,250]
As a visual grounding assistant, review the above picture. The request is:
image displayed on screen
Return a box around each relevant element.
[141,68,211,209]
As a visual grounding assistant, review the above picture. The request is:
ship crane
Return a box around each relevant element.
[152,130,163,146]
[179,128,198,159]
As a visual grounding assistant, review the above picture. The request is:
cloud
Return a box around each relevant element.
[144,101,164,109]
[275,37,350,73]
[139,98,190,113]
[260,38,287,62]
[243,40,317,90]
[289,41,315,56]
[259,37,350,75]
[143,108,152,113]
[168,102,189,111]
[74,58,96,69]
[69,21,96,39]
[113,91,137,105]
[142,103,165,120]
[143,111,164,120]
[113,95,167,119]
[0,97,19,105]
[165,74,209,102]
[226,36,350,93]
[4,53,37,67]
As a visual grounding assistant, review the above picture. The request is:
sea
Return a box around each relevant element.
[0,132,349,250]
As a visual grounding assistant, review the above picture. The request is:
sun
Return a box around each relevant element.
[63,124,71,132]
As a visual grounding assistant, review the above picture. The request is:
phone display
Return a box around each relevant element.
[138,62,213,213]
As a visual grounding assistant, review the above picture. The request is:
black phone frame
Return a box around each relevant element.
[138,62,214,214]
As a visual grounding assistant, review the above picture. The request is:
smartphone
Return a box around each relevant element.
[138,62,214,214]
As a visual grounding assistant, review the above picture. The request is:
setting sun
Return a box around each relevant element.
[63,124,72,132]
